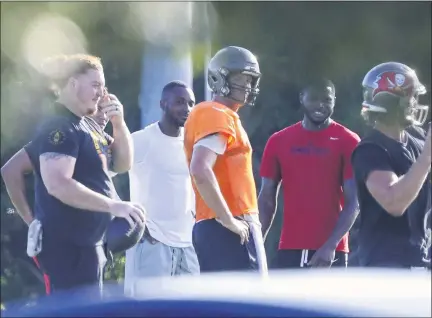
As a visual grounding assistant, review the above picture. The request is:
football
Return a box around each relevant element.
[105,217,145,254]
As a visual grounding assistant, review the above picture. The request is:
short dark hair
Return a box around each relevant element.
[301,77,335,95]
[161,80,189,98]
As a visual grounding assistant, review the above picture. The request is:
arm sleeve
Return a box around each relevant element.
[194,134,227,155]
[351,143,394,184]
[34,118,80,158]
[193,108,236,150]
[259,134,281,182]
[342,132,361,180]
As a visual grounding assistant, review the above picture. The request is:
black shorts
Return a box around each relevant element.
[273,249,348,269]
[192,219,259,273]
[36,232,107,297]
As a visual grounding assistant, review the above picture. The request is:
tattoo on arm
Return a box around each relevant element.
[41,152,69,161]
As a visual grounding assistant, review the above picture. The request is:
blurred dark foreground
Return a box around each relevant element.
[3,269,431,318]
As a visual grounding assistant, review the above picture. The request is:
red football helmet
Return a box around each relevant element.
[361,62,429,126]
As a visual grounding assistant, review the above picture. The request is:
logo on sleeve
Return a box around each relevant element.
[48,129,65,145]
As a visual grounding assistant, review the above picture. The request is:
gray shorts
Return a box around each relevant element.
[124,236,200,295]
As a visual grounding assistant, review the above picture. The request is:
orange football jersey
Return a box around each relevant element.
[184,101,258,222]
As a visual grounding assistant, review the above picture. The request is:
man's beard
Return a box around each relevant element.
[396,107,416,128]
[304,107,332,127]
[228,88,249,105]
[399,116,414,128]
[78,94,98,116]
[167,113,185,128]
[86,107,98,116]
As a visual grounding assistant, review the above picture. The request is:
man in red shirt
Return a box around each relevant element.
[258,78,360,268]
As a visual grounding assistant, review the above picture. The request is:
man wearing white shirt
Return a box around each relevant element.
[124,81,199,296]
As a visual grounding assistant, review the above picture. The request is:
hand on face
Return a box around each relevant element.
[99,93,125,126]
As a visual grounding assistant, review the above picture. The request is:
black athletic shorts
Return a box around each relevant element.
[273,249,348,269]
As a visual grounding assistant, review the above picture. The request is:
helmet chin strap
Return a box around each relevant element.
[225,86,250,105]
[228,92,247,104]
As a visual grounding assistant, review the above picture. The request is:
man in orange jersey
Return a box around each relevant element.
[184,46,267,273]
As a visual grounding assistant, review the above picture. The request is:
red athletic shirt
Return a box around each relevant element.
[260,121,360,252]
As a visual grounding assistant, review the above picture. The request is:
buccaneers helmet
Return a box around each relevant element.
[207,46,261,106]
[361,62,429,126]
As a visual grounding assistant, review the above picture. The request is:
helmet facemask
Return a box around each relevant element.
[362,96,429,128]
[405,90,429,126]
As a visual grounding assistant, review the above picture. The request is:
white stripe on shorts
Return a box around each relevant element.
[243,214,268,277]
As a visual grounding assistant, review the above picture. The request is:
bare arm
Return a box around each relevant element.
[365,125,431,217]
[258,177,281,239]
[189,145,234,224]
[110,122,133,173]
[324,178,359,248]
[366,155,430,217]
[40,152,116,213]
[1,148,34,225]
[102,94,133,174]
[258,134,282,239]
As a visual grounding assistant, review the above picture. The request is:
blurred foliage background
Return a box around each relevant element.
[1,1,431,304]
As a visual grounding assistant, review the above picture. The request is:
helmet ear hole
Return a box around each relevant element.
[208,70,229,96]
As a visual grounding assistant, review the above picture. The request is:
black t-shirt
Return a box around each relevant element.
[25,104,115,246]
[351,127,431,268]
